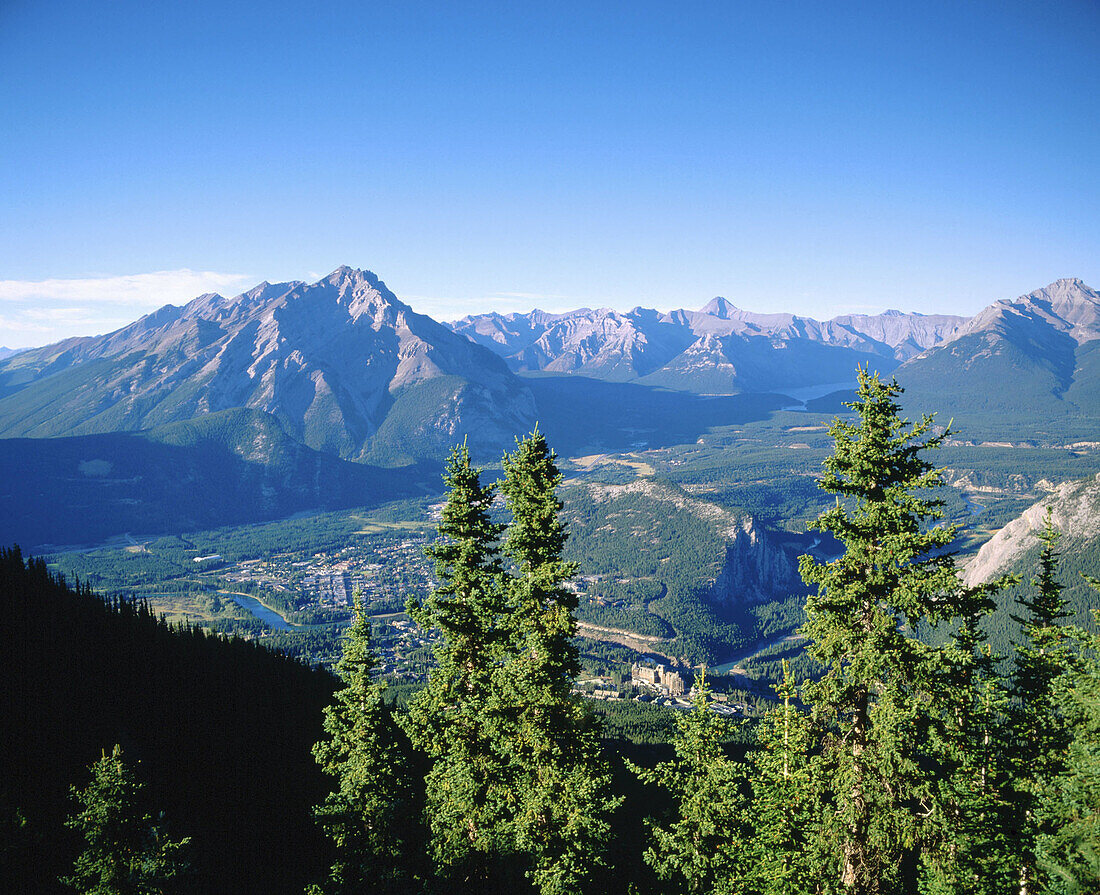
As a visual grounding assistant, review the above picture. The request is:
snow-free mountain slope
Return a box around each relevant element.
[897,278,1100,421]
[964,472,1100,589]
[0,267,535,462]
[450,299,966,392]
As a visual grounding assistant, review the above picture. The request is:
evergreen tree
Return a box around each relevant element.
[919,616,1016,895]
[401,442,516,890]
[733,661,818,895]
[310,592,419,895]
[1008,510,1078,893]
[1039,576,1100,891]
[498,428,619,895]
[797,368,1000,895]
[630,672,747,895]
[61,745,190,895]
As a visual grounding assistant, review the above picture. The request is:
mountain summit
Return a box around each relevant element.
[897,278,1100,423]
[450,296,966,392]
[0,267,535,463]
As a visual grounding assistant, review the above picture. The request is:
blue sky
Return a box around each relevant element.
[1,0,1098,346]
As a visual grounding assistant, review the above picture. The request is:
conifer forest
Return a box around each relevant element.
[4,372,1100,894]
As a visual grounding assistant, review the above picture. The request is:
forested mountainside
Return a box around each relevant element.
[0,547,336,895]
[562,477,810,664]
[0,408,434,548]
[897,278,1100,435]
[8,384,1100,895]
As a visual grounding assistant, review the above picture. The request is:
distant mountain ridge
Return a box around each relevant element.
[1,271,1096,473]
[895,278,1100,429]
[0,267,535,463]
[449,298,966,393]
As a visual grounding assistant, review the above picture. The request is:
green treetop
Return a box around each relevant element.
[798,368,1001,895]
[1012,509,1075,726]
[310,592,420,895]
[61,745,190,895]
[401,442,515,889]
[631,672,747,895]
[1007,512,1080,894]
[732,661,819,895]
[498,428,618,895]
[1040,576,1100,889]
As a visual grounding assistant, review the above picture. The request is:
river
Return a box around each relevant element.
[708,632,807,677]
[778,380,857,411]
[225,592,298,631]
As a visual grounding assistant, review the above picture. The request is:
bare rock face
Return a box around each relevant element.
[942,278,1100,351]
[0,267,535,462]
[449,297,967,392]
[707,515,802,605]
[964,473,1100,587]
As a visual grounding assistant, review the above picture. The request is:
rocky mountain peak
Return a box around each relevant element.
[949,278,1100,347]
[0,264,535,463]
[699,296,739,319]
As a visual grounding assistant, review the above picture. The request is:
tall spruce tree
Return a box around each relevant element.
[61,745,190,895]
[798,368,999,895]
[401,442,517,890]
[631,672,747,895]
[919,599,1016,895]
[1008,511,1078,894]
[498,428,619,895]
[1040,576,1100,890]
[733,662,818,895]
[310,592,419,895]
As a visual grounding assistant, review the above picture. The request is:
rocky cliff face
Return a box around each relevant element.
[450,298,966,393]
[964,473,1100,587]
[707,515,802,605]
[0,267,535,462]
[580,477,802,605]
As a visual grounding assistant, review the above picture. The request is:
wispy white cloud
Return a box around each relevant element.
[0,314,54,335]
[0,269,255,349]
[0,269,255,307]
[23,306,101,322]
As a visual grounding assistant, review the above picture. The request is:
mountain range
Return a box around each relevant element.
[1,268,1098,548]
[450,279,1100,426]
[3,270,1096,461]
[449,298,966,392]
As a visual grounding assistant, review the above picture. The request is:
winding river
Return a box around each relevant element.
[224,592,299,631]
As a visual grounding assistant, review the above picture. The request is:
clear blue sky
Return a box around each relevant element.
[2,0,1098,346]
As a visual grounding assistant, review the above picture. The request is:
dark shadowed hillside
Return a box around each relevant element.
[0,547,336,895]
[0,408,436,549]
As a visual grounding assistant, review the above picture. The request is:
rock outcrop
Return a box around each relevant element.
[964,473,1100,587]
